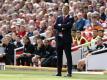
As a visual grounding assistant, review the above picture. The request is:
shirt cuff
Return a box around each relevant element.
[58,24,61,26]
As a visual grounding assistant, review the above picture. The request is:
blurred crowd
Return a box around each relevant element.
[0,0,107,67]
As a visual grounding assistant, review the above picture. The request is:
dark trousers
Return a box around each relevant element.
[17,55,34,66]
[41,55,57,67]
[4,55,14,65]
[63,0,69,3]
[56,39,72,74]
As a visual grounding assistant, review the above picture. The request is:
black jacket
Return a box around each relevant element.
[54,15,74,44]
[44,45,56,58]
[34,45,46,58]
[5,43,16,56]
[24,44,35,54]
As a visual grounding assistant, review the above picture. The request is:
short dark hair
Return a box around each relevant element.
[98,30,104,32]
[93,29,98,32]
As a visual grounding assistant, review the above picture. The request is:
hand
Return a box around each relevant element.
[62,28,65,30]
[58,24,61,27]
[20,53,26,56]
[0,54,3,58]
[23,53,26,54]
[2,53,6,56]
[26,54,31,57]
[36,55,40,58]
[86,53,92,58]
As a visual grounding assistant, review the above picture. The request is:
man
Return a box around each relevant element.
[54,3,74,77]
[41,39,57,67]
[2,36,16,65]
[75,12,86,31]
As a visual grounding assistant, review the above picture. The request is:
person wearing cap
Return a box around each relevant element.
[54,3,74,77]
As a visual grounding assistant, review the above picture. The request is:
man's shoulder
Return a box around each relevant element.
[103,43,107,48]
[57,15,62,18]
[69,15,73,18]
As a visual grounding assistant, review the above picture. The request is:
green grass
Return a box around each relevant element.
[0,70,107,80]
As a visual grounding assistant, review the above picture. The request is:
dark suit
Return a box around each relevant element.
[63,0,69,3]
[54,15,74,75]
[4,43,16,65]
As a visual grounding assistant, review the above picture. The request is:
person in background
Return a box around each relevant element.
[75,12,86,31]
[98,30,104,38]
[0,42,5,63]
[27,25,35,37]
[84,12,92,29]
[89,29,98,50]
[41,39,57,67]
[2,36,16,65]
[17,36,35,66]
[14,36,23,48]
[32,37,46,67]
[99,6,106,21]
[71,30,78,49]
[90,12,104,31]
[76,31,88,45]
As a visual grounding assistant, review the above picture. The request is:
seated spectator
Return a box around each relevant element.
[32,37,46,67]
[72,30,77,45]
[38,20,47,33]
[14,36,23,48]
[71,30,78,51]
[17,36,35,66]
[89,29,98,50]
[0,31,3,43]
[98,30,104,38]
[27,25,35,37]
[86,12,104,31]
[0,43,5,63]
[75,12,86,31]
[23,1,34,13]
[99,6,106,21]
[2,36,16,65]
[84,12,92,29]
[41,39,57,67]
[77,37,107,71]
[17,25,26,38]
[76,31,88,45]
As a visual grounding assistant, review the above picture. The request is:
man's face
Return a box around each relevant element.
[16,37,20,42]
[77,13,83,20]
[97,38,103,45]
[71,31,76,37]
[2,37,10,45]
[76,32,81,38]
[27,3,33,9]
[91,17,97,24]
[37,39,43,47]
[98,31,104,38]
[44,40,49,46]
[62,5,69,15]
[15,3,21,10]
[93,30,98,38]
